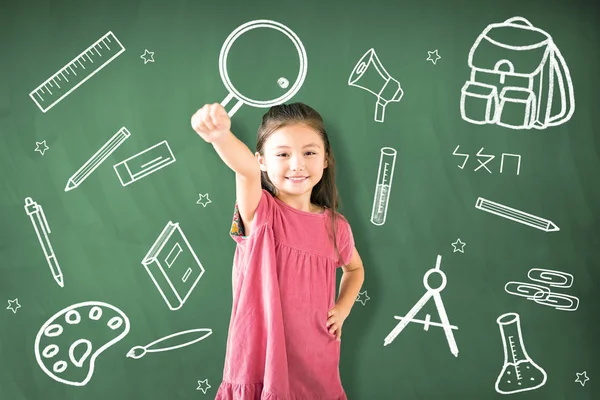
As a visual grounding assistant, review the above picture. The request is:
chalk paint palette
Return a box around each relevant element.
[34,301,130,386]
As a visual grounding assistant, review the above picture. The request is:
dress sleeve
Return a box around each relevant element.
[337,218,355,267]
[229,189,273,244]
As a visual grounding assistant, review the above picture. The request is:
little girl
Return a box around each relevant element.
[191,102,365,399]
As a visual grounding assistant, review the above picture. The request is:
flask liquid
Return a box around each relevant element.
[495,313,547,395]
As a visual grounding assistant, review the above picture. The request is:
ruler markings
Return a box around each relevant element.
[29,31,125,113]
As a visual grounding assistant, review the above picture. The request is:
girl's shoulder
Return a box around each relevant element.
[331,208,350,222]
[230,189,275,242]
[329,209,353,233]
[332,209,348,218]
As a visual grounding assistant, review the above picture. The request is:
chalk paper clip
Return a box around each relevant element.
[504,282,551,299]
[505,277,580,312]
[527,268,573,288]
[532,291,579,312]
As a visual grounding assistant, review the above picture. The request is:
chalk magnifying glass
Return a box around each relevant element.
[219,19,308,117]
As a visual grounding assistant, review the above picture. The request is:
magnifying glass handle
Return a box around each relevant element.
[221,93,244,117]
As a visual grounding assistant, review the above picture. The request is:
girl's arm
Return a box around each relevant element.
[336,247,365,315]
[336,246,365,313]
[213,132,262,233]
[327,247,365,340]
[192,103,260,178]
[211,131,260,178]
[192,103,262,231]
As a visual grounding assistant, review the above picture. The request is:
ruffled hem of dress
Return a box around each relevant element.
[215,381,347,400]
[215,382,277,400]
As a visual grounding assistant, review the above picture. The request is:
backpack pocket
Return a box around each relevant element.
[497,87,536,129]
[460,81,499,124]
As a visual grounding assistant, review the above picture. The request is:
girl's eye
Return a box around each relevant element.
[275,152,316,157]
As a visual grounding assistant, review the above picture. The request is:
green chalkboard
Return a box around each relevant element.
[1,0,598,399]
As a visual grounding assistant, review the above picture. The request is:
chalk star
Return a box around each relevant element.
[426,49,441,65]
[140,49,155,64]
[34,140,49,155]
[575,371,589,387]
[196,193,212,207]
[6,298,21,314]
[451,238,466,253]
[196,379,211,394]
[356,290,370,306]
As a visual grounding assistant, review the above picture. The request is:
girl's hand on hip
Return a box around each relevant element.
[327,305,350,341]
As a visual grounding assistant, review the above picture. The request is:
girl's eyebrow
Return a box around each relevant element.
[274,143,320,149]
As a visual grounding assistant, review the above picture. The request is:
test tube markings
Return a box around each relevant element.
[371,147,397,226]
[377,163,391,213]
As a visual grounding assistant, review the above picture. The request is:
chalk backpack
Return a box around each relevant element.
[460,16,575,130]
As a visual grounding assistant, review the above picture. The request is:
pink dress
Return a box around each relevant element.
[215,189,355,400]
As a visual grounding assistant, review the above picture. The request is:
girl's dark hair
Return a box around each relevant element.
[256,102,343,264]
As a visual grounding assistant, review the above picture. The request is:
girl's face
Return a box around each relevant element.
[256,123,328,198]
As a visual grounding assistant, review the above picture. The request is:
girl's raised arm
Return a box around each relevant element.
[192,103,262,233]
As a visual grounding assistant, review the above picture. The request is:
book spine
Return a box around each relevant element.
[141,259,183,311]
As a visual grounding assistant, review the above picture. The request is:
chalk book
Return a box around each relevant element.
[142,221,205,310]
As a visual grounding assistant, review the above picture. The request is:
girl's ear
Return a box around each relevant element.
[256,152,267,171]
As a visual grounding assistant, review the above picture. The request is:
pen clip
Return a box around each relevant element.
[37,204,51,234]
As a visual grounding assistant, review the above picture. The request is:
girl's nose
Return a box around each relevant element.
[289,156,305,171]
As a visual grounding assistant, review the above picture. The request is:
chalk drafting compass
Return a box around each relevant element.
[384,255,459,357]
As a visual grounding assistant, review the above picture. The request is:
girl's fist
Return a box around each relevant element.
[191,103,231,143]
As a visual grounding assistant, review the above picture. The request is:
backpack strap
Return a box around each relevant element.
[545,45,576,126]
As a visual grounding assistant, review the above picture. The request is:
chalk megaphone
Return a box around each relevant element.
[348,48,403,123]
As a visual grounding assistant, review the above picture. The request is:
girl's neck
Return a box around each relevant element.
[275,192,324,214]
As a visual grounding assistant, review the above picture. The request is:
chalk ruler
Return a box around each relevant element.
[29,31,125,113]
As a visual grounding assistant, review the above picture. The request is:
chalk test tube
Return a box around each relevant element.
[371,147,397,226]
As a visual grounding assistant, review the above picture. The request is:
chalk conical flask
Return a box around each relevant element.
[495,313,547,395]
